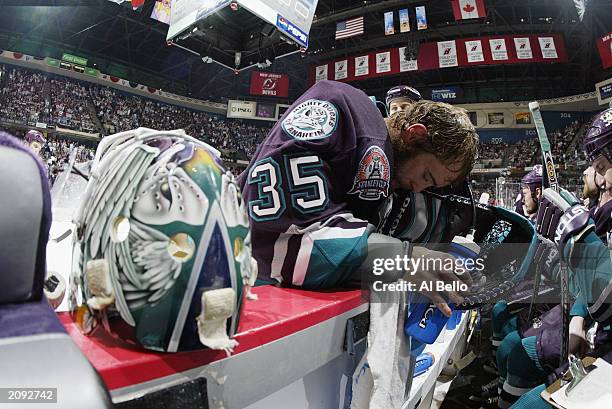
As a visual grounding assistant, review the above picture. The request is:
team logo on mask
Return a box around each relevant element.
[349,146,390,200]
[282,99,338,140]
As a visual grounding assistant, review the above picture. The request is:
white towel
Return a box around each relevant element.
[351,285,411,409]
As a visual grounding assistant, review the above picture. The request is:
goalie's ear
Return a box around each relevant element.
[402,123,428,146]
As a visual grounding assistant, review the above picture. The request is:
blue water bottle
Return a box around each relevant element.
[405,236,480,344]
[413,352,435,377]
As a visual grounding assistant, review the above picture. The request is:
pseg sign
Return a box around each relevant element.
[227,100,257,119]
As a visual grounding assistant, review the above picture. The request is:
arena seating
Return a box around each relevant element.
[0,65,591,195]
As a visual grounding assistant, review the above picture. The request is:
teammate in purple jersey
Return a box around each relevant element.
[238,80,478,314]
[508,108,612,409]
[386,85,422,116]
[520,165,544,222]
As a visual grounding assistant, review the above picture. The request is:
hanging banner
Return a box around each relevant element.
[249,71,289,98]
[335,60,348,80]
[514,37,533,60]
[399,47,418,72]
[489,38,509,61]
[452,0,486,20]
[315,64,328,82]
[355,55,369,76]
[416,6,427,30]
[384,11,395,35]
[376,51,391,73]
[596,33,612,69]
[399,9,410,32]
[309,34,567,85]
[465,40,484,63]
[538,37,558,59]
[437,40,458,68]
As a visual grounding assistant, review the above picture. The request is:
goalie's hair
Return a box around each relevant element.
[388,101,479,179]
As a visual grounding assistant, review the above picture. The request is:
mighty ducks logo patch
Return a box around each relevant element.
[282,99,338,140]
[349,146,390,200]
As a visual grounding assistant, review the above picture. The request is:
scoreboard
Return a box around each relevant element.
[167,0,318,48]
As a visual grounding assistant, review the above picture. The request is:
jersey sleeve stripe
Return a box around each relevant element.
[292,225,368,286]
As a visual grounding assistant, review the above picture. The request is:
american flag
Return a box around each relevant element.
[335,17,364,40]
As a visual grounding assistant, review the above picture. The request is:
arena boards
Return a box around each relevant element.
[59,286,367,409]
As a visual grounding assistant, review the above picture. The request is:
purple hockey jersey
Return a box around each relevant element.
[238,81,393,289]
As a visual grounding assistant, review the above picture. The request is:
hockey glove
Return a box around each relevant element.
[536,188,594,263]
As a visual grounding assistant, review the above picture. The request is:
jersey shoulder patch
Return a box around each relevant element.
[348,146,390,201]
[281,99,338,141]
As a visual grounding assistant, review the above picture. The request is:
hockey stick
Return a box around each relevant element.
[528,101,570,367]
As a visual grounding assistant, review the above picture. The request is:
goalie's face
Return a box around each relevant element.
[388,120,463,192]
[393,151,460,192]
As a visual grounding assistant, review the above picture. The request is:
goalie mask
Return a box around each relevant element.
[70,128,257,354]
[25,130,46,154]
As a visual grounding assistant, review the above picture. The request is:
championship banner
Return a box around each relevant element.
[315,64,328,82]
[538,37,558,59]
[308,34,567,85]
[384,11,395,35]
[335,60,348,80]
[514,37,533,60]
[249,71,289,97]
[489,38,509,61]
[465,40,484,63]
[399,9,410,32]
[438,40,458,68]
[399,48,418,72]
[597,33,612,69]
[355,55,369,76]
[376,51,391,73]
[416,6,427,30]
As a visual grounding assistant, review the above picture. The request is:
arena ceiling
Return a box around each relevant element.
[0,0,610,105]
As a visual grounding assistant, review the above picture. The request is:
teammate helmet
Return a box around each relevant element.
[521,164,543,192]
[71,128,257,353]
[386,85,422,108]
[583,108,612,163]
[25,129,46,147]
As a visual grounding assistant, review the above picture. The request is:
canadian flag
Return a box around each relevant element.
[452,0,487,20]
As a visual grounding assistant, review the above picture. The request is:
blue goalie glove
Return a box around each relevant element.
[536,188,595,263]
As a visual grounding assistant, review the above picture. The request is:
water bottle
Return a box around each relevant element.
[413,352,435,377]
[405,236,480,344]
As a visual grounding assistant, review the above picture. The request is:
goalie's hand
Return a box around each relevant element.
[406,246,473,317]
[536,188,594,252]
